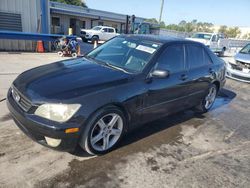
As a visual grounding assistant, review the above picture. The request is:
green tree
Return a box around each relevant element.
[226,27,241,38]
[51,0,87,7]
[218,25,228,34]
[242,33,250,39]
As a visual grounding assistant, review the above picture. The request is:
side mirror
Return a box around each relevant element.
[101,29,105,33]
[150,69,169,79]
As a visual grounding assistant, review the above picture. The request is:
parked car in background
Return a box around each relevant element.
[7,35,226,155]
[226,43,250,83]
[80,26,119,43]
[187,32,229,56]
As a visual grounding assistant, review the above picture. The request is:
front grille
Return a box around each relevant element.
[11,87,32,112]
[231,74,250,82]
[236,61,250,69]
[230,63,242,71]
[80,31,86,35]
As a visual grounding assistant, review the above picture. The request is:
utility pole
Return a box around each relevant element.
[159,0,164,23]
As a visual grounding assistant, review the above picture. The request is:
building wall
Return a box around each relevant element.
[51,13,125,36]
[0,0,48,51]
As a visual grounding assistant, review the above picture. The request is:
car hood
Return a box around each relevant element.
[235,53,250,64]
[81,29,96,34]
[13,58,131,102]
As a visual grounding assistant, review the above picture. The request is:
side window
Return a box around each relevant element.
[103,28,108,32]
[108,28,114,33]
[186,45,204,69]
[203,49,213,65]
[156,45,185,73]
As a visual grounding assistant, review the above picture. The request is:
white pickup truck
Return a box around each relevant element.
[187,32,229,56]
[80,26,119,43]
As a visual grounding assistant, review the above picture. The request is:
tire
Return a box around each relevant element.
[195,84,217,113]
[81,37,87,42]
[72,53,77,58]
[79,106,126,155]
[219,47,226,57]
[91,35,99,44]
[57,51,63,57]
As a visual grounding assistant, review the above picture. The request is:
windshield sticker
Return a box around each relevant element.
[136,45,156,54]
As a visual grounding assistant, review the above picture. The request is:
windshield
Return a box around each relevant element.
[191,33,212,40]
[240,44,250,54]
[86,37,162,73]
[92,26,102,31]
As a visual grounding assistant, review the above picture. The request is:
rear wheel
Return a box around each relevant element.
[91,35,99,44]
[81,37,88,42]
[195,84,217,113]
[79,106,126,155]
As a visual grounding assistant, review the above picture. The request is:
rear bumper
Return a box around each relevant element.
[226,65,250,83]
[7,90,81,152]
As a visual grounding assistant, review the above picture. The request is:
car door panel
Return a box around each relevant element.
[185,44,213,107]
[140,44,190,123]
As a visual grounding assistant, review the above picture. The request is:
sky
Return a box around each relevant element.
[85,0,250,27]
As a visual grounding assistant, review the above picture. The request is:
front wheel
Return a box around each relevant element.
[91,36,99,44]
[79,106,126,155]
[195,84,217,113]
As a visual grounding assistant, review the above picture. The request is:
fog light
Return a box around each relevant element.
[45,137,61,147]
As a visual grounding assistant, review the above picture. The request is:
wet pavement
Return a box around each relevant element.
[0,52,249,188]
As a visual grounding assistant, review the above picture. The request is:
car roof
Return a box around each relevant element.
[120,34,201,45]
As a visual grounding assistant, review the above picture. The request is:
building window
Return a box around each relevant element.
[98,21,104,26]
[81,21,86,29]
[52,17,60,26]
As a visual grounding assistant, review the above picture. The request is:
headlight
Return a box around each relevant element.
[229,58,236,65]
[35,104,81,123]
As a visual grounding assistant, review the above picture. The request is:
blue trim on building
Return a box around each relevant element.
[41,0,49,34]
[0,31,76,41]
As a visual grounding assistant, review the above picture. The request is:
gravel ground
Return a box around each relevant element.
[0,51,249,188]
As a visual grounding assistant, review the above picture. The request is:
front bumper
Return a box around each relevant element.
[226,64,250,83]
[7,90,82,152]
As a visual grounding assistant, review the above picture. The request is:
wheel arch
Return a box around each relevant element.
[212,80,220,91]
[83,102,131,133]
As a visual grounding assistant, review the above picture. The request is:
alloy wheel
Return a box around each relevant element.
[90,113,123,151]
[205,86,217,109]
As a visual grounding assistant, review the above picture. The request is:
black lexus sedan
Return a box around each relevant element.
[7,35,226,155]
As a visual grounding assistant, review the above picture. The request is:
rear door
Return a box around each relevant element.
[141,44,190,122]
[106,28,116,40]
[185,44,213,106]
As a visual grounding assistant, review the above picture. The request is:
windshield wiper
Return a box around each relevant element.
[104,62,130,74]
[85,56,130,73]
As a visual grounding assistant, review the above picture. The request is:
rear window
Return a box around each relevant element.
[186,44,204,69]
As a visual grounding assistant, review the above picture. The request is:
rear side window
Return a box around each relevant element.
[156,45,185,73]
[186,44,204,69]
[108,28,115,33]
[203,50,213,65]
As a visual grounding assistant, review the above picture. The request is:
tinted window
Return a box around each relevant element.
[156,45,185,73]
[103,28,108,32]
[203,50,213,65]
[186,45,204,69]
[108,28,114,33]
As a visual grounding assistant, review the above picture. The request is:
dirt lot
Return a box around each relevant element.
[0,52,249,188]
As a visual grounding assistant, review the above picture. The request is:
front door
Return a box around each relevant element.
[70,18,77,35]
[141,44,190,122]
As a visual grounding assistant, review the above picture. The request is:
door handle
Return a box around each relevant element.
[180,74,188,81]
